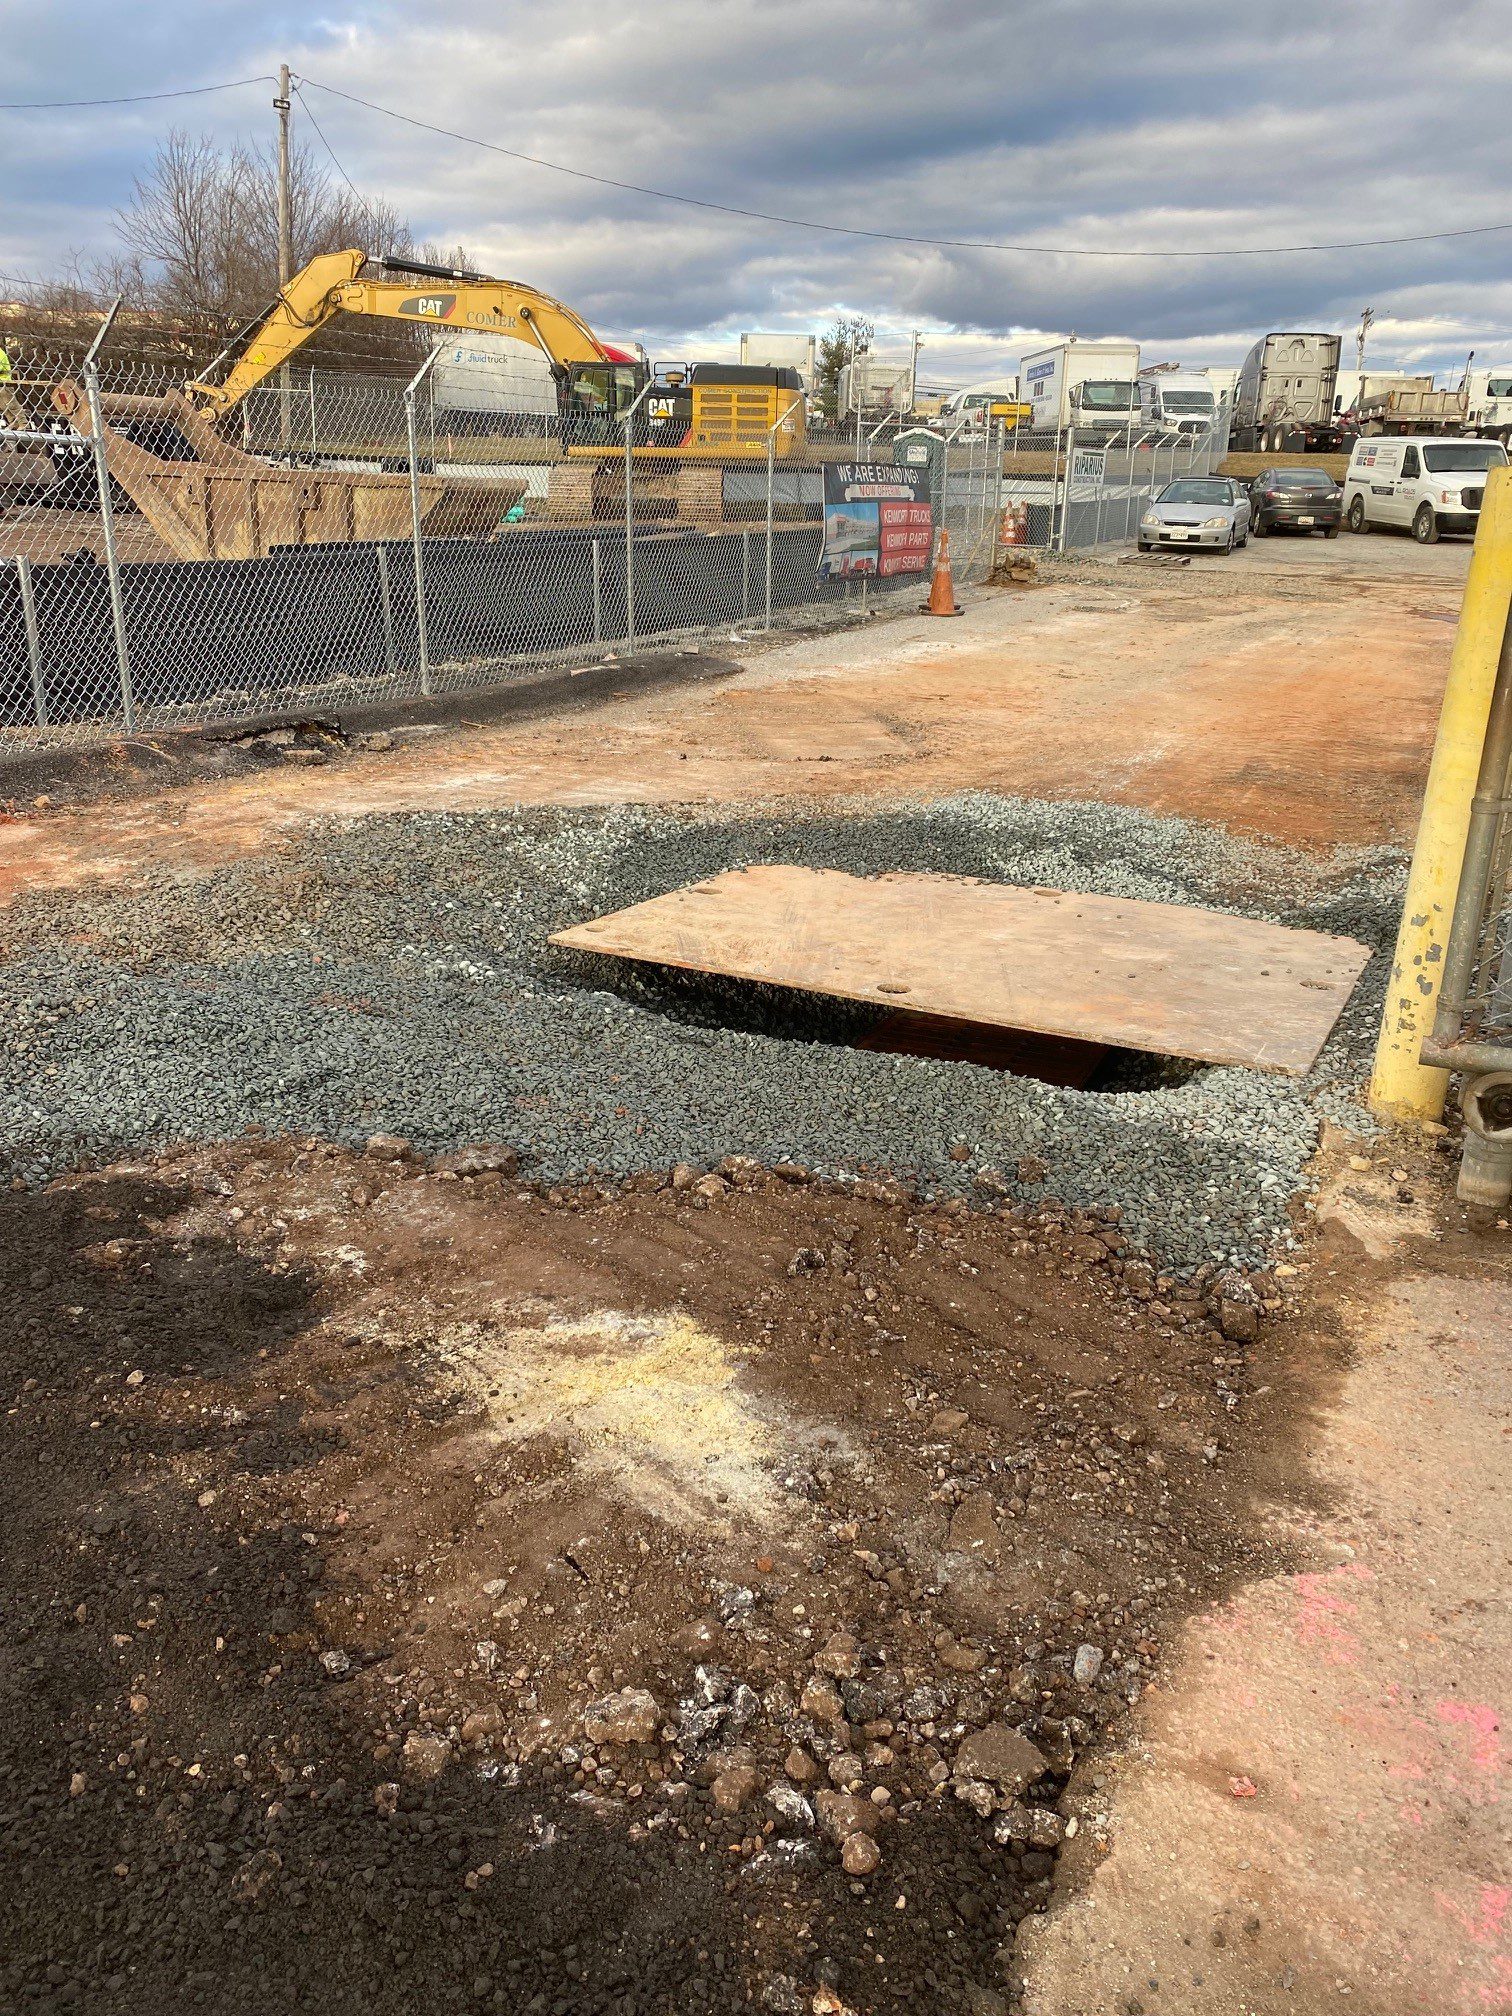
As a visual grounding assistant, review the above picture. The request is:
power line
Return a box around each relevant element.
[0,75,273,111]
[298,74,1512,261]
[291,80,373,220]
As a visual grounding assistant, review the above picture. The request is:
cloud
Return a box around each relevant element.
[4,0,1512,380]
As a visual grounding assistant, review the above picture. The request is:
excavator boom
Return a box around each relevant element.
[185,249,617,415]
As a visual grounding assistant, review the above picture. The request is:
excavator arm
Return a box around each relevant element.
[185,249,618,416]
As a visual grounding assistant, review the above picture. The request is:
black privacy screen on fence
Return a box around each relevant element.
[0,525,849,733]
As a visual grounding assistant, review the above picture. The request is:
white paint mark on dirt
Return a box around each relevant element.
[432,1307,800,1531]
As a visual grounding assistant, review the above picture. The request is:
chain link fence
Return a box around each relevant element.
[1461,787,1512,1054]
[0,327,1231,753]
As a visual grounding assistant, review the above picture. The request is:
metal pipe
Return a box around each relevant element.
[1057,427,1077,552]
[82,361,135,733]
[741,526,750,621]
[592,537,603,645]
[765,424,776,632]
[763,393,803,634]
[1421,1035,1512,1075]
[620,373,656,654]
[15,556,46,727]
[403,344,445,697]
[81,297,122,374]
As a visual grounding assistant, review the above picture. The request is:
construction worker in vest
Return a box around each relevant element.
[0,338,25,431]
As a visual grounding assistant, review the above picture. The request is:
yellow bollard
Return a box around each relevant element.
[1369,466,1512,1123]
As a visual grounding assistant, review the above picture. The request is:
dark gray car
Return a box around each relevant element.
[1248,466,1343,536]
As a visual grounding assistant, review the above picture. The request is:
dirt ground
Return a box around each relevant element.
[0,533,1469,905]
[1,531,1506,2014]
[0,1139,1327,2014]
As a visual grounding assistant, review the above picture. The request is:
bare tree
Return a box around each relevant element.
[111,128,414,324]
[815,316,875,422]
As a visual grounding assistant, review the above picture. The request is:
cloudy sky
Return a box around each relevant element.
[4,0,1512,386]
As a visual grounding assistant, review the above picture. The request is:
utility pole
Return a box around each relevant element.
[908,330,921,416]
[275,64,293,449]
[1356,305,1375,376]
[275,64,292,286]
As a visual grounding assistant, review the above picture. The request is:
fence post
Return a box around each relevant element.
[592,537,603,645]
[1371,468,1512,1120]
[308,368,318,455]
[375,544,398,677]
[14,556,47,727]
[764,424,776,631]
[82,360,135,732]
[618,376,656,656]
[741,526,751,621]
[404,345,444,697]
[624,418,636,654]
[1057,427,1077,552]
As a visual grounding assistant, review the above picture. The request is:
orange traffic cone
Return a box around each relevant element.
[921,527,962,616]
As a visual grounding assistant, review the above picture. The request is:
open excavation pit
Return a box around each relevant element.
[0,794,1400,1271]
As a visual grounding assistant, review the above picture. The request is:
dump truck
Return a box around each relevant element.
[1229,332,1347,453]
[1356,380,1471,437]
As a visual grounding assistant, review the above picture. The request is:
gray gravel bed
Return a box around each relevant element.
[0,794,1401,1270]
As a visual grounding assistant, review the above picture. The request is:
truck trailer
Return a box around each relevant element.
[739,332,818,385]
[1020,338,1141,435]
[1230,331,1346,454]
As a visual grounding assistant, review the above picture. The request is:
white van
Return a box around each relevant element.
[1343,435,1507,544]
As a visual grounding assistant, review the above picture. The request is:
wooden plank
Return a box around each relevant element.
[549,866,1371,1076]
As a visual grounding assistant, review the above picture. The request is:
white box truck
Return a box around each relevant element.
[1020,338,1141,434]
[739,332,818,385]
[1138,369,1219,435]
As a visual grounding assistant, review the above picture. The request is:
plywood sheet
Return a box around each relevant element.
[550,866,1371,1076]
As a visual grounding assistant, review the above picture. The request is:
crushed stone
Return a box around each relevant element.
[0,793,1402,1270]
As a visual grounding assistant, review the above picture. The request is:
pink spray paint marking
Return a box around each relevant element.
[1293,1563,1369,1667]
[1434,1701,1504,1778]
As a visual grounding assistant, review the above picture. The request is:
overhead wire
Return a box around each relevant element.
[0,76,273,111]
[3,64,1509,264]
[296,74,1512,261]
[290,79,377,223]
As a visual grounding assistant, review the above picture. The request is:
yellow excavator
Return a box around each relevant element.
[186,248,805,459]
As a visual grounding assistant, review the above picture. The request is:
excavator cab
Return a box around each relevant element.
[560,360,651,447]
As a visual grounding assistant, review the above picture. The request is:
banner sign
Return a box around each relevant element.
[819,462,934,581]
[1068,445,1107,497]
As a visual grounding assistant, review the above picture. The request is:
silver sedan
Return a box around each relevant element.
[1137,477,1250,553]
